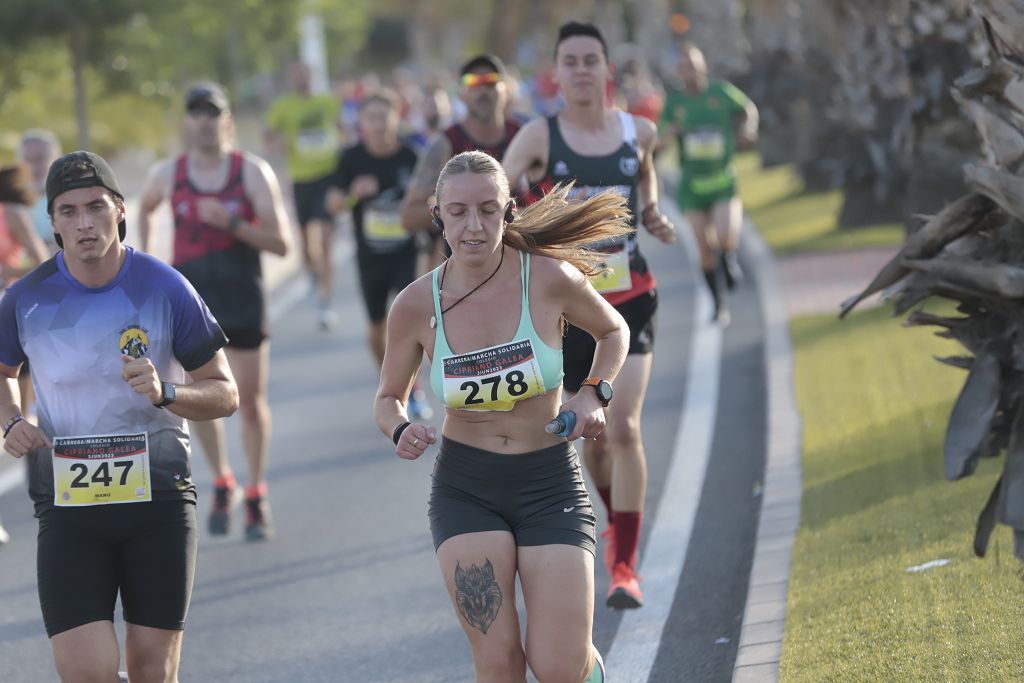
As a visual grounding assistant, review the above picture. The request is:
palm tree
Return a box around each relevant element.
[843,0,1024,559]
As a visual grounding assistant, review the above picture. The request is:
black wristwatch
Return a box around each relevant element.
[154,381,176,408]
[582,377,613,407]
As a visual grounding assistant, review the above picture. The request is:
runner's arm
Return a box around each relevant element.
[137,160,172,254]
[501,118,548,193]
[239,155,290,257]
[374,286,435,459]
[161,349,237,421]
[399,133,451,233]
[555,263,629,439]
[3,205,48,274]
[0,361,50,457]
[635,117,676,243]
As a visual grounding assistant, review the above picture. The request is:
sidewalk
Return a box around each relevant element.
[732,234,897,682]
[775,246,898,317]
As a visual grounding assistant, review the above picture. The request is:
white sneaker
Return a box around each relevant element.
[318,304,338,331]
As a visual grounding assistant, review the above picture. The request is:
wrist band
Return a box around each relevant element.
[392,421,411,445]
[2,415,24,438]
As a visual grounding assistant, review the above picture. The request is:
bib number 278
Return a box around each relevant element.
[461,370,529,405]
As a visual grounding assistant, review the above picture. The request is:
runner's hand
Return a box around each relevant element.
[121,354,162,404]
[350,175,380,199]
[642,207,676,244]
[396,423,436,460]
[737,129,758,150]
[3,420,51,458]
[196,197,233,229]
[558,392,606,441]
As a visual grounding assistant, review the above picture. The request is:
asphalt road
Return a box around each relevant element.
[0,199,769,683]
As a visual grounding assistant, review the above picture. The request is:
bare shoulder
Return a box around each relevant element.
[240,151,278,181]
[512,117,549,146]
[528,252,586,290]
[390,270,437,322]
[633,115,658,148]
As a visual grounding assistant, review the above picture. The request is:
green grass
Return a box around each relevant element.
[734,153,905,254]
[780,303,1024,681]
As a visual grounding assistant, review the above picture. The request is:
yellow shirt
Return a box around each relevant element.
[266,93,341,182]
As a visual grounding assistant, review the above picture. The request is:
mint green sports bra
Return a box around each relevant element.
[430,251,564,411]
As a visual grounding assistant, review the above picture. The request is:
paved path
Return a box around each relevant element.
[775,247,899,317]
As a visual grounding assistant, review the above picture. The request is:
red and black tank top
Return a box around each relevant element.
[169,152,264,331]
[443,119,522,160]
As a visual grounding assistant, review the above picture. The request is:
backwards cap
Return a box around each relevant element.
[45,151,126,248]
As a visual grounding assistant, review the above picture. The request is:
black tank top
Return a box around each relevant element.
[538,112,654,304]
[544,112,641,228]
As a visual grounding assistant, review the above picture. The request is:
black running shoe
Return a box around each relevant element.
[245,496,274,541]
[208,484,238,536]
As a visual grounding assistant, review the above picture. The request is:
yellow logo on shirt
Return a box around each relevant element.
[119,326,150,359]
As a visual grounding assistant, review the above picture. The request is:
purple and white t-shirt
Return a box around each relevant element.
[0,247,227,513]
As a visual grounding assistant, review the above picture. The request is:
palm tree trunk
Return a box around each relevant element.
[70,26,90,150]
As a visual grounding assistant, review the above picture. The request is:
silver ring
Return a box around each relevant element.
[412,438,419,447]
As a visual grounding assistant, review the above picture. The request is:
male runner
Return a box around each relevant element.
[266,61,342,329]
[0,150,237,681]
[399,54,522,269]
[503,21,676,609]
[325,89,430,419]
[660,42,758,323]
[139,82,290,540]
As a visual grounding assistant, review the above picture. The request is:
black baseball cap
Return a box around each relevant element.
[184,81,230,112]
[459,54,506,78]
[45,151,126,247]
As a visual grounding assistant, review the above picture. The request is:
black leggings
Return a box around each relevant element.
[37,500,198,637]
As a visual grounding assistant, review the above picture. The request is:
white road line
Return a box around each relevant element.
[605,205,723,680]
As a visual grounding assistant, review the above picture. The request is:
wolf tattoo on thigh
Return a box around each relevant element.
[454,559,502,634]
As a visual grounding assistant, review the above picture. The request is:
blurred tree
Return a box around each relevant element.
[680,0,750,79]
[0,0,168,149]
[746,0,806,168]
[822,0,913,228]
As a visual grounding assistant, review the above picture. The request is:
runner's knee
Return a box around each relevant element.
[606,412,642,447]
[526,640,590,683]
[472,643,526,680]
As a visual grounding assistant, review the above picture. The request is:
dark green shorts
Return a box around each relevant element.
[678,170,737,212]
[429,438,596,556]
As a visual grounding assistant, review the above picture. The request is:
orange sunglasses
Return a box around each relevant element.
[461,71,502,88]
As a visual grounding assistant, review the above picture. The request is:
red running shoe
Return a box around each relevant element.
[606,561,643,609]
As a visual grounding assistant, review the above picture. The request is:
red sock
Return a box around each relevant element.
[597,486,614,525]
[614,511,642,568]
[245,482,268,500]
[213,473,236,489]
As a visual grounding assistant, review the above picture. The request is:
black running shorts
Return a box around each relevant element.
[563,289,658,393]
[429,438,596,556]
[357,247,418,322]
[36,500,198,637]
[221,324,267,350]
[292,176,334,228]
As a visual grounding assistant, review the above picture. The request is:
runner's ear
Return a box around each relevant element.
[431,206,444,232]
[504,199,516,224]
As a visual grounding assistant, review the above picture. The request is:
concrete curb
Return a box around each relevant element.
[732,221,804,682]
